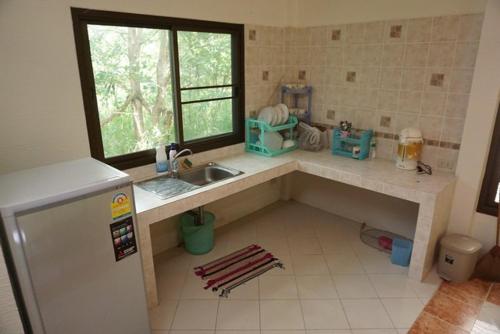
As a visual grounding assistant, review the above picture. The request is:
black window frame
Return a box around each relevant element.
[71,7,245,170]
[477,103,500,216]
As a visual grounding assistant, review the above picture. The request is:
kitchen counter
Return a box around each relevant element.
[135,150,454,215]
[134,149,456,308]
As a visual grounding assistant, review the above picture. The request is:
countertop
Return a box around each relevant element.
[134,150,456,224]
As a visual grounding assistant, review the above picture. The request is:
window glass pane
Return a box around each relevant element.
[182,99,233,141]
[88,25,176,158]
[178,31,232,88]
[181,87,232,103]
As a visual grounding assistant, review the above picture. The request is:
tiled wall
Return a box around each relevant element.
[244,13,483,172]
[244,25,286,117]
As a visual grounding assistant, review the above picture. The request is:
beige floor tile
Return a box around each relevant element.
[301,299,349,329]
[149,300,178,330]
[292,254,330,275]
[369,274,417,298]
[296,275,338,299]
[258,235,291,257]
[216,300,260,330]
[325,251,365,274]
[286,221,317,237]
[381,298,424,328]
[216,331,259,334]
[351,330,398,333]
[256,220,287,239]
[226,239,258,253]
[288,235,323,255]
[473,302,500,333]
[407,267,441,299]
[350,239,379,256]
[155,248,192,269]
[357,251,408,275]
[171,300,218,330]
[157,271,187,300]
[260,300,305,330]
[190,243,231,267]
[224,278,259,300]
[319,237,354,254]
[262,331,306,334]
[306,330,352,334]
[342,299,393,329]
[170,331,214,334]
[332,275,377,298]
[260,275,299,299]
[268,253,294,275]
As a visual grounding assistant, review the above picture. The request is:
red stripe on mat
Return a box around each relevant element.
[195,244,261,276]
[204,253,273,289]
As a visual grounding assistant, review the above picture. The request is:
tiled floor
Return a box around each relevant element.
[410,279,500,333]
[148,200,445,333]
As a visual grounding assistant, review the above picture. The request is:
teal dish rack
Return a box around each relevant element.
[245,116,298,157]
[332,128,373,160]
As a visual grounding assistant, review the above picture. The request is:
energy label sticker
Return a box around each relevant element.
[111,192,132,221]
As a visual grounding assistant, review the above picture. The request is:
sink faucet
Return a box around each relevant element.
[169,148,193,178]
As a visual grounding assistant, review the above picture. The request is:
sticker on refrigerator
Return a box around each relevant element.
[109,216,137,261]
[111,192,131,221]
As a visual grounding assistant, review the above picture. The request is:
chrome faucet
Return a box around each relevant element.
[169,148,193,178]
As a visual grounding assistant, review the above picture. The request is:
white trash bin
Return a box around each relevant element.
[438,234,482,283]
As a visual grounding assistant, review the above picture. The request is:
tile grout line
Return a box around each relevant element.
[366,271,398,330]
[166,257,190,332]
[284,224,307,331]
[257,275,261,331]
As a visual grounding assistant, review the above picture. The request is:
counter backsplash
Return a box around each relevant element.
[244,13,483,172]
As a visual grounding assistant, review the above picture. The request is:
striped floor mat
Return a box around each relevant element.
[193,244,284,297]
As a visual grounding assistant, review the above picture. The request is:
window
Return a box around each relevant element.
[71,8,244,169]
[477,103,500,216]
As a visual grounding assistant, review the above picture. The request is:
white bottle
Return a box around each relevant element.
[155,146,168,174]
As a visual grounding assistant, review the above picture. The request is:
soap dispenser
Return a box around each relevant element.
[155,145,168,174]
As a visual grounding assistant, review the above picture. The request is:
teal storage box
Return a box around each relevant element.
[180,211,215,255]
[332,128,373,160]
[391,238,413,267]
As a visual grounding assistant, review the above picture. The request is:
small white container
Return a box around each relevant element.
[438,234,482,283]
[155,146,168,174]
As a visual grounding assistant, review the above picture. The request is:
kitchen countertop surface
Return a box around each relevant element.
[134,149,456,221]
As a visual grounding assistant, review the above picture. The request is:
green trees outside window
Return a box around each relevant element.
[72,8,244,169]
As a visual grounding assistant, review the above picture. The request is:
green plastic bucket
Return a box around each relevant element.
[180,211,215,255]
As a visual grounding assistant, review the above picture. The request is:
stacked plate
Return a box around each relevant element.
[257,104,289,126]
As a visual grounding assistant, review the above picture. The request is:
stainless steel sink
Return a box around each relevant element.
[179,162,243,186]
[136,162,243,200]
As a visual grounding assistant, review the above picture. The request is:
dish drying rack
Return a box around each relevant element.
[280,85,312,124]
[245,115,298,157]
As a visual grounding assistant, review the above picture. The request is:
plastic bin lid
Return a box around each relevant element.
[440,234,482,254]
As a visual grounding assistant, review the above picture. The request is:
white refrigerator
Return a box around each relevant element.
[0,158,151,334]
